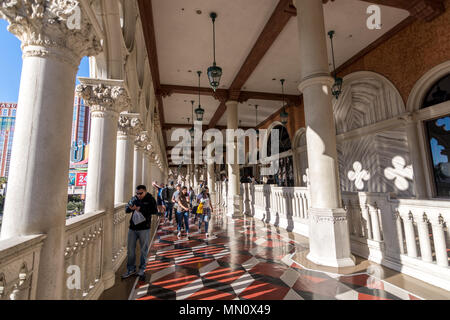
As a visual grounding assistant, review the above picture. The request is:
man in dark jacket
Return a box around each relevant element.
[122,185,158,281]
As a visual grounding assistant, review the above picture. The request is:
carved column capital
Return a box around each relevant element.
[0,0,102,68]
[76,78,130,120]
[118,113,142,138]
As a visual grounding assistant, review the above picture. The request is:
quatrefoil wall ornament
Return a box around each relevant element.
[384,156,413,191]
[348,161,371,190]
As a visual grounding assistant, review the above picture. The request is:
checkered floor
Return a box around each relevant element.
[129,208,421,300]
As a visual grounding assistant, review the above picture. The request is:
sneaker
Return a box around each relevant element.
[177,231,181,237]
[121,270,136,279]
[205,233,209,238]
[138,274,146,282]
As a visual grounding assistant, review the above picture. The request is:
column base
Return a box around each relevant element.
[307,207,355,268]
[227,195,243,218]
[102,270,115,290]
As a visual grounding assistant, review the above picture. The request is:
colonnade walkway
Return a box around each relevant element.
[125,207,447,300]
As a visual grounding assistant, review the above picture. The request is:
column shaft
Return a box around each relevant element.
[294,0,354,267]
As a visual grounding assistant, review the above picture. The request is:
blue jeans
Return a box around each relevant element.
[176,211,189,233]
[165,203,173,221]
[127,228,150,275]
[198,208,211,233]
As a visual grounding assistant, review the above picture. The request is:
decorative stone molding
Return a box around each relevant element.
[297,74,334,93]
[117,113,142,138]
[0,0,102,68]
[135,131,149,150]
[76,78,130,119]
[311,215,348,224]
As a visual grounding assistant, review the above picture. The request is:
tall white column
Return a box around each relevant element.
[115,114,141,204]
[77,78,130,289]
[0,2,101,299]
[294,0,354,267]
[133,145,143,189]
[226,101,243,218]
[142,153,150,188]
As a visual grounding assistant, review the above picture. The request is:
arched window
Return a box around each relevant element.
[422,75,450,197]
[267,125,291,157]
[422,74,450,109]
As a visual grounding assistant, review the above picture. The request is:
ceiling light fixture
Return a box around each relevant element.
[195,71,205,122]
[328,30,343,100]
[280,79,288,126]
[189,100,195,139]
[207,12,222,92]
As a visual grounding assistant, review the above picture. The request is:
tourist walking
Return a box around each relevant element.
[197,187,213,238]
[176,186,190,238]
[122,185,158,281]
[162,181,176,224]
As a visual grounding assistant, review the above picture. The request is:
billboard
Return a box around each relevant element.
[75,172,87,186]
[68,173,76,186]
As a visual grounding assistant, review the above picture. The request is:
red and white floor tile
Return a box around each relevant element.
[129,208,422,300]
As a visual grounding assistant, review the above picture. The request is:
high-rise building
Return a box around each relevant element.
[0,103,17,177]
[71,95,90,146]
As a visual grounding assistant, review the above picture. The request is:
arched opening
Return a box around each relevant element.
[293,128,308,187]
[263,124,294,187]
[422,74,450,197]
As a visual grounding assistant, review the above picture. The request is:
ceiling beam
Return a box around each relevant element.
[138,0,167,149]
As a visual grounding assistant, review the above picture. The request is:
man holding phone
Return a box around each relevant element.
[122,185,158,281]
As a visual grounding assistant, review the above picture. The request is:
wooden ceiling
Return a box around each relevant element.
[137,0,446,153]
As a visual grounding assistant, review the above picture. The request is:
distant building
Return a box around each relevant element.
[71,95,90,148]
[0,103,17,177]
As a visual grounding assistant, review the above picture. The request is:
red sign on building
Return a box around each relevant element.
[75,172,87,186]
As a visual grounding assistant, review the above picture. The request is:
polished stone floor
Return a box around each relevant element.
[127,207,446,300]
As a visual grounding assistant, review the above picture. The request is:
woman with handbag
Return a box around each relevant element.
[197,187,213,238]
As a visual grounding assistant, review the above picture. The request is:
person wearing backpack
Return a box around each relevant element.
[122,185,158,281]
[197,187,213,238]
[162,181,175,225]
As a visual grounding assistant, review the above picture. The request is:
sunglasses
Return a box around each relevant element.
[136,192,144,195]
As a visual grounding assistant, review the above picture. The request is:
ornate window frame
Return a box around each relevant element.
[407,61,450,198]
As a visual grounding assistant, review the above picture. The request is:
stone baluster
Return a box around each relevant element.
[369,204,382,242]
[394,211,406,254]
[402,212,418,258]
[361,205,373,240]
[0,0,102,299]
[430,215,449,267]
[416,213,433,263]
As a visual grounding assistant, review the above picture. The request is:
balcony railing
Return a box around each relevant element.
[231,184,450,291]
[0,203,160,300]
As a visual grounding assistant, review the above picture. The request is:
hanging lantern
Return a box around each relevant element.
[196,71,205,122]
[279,79,288,125]
[328,30,343,100]
[207,12,222,92]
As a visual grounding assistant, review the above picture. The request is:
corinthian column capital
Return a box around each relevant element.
[0,0,102,67]
[76,78,130,119]
[118,113,142,138]
[135,130,149,150]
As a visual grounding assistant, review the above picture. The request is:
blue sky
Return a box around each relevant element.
[0,19,90,103]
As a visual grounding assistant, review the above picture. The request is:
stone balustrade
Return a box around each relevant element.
[0,235,46,300]
[342,192,450,291]
[247,184,310,237]
[112,204,128,272]
[63,211,105,300]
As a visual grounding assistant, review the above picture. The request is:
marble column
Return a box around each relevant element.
[115,114,141,204]
[294,0,354,267]
[226,101,243,218]
[142,153,150,188]
[133,144,144,190]
[0,2,101,299]
[404,116,428,199]
[206,144,217,205]
[77,78,130,289]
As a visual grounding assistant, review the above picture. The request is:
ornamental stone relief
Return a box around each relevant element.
[76,80,130,119]
[0,0,102,66]
[118,114,142,137]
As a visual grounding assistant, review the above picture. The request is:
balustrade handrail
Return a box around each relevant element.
[0,234,47,261]
[65,210,106,232]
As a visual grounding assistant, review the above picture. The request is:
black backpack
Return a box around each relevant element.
[162,187,175,202]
